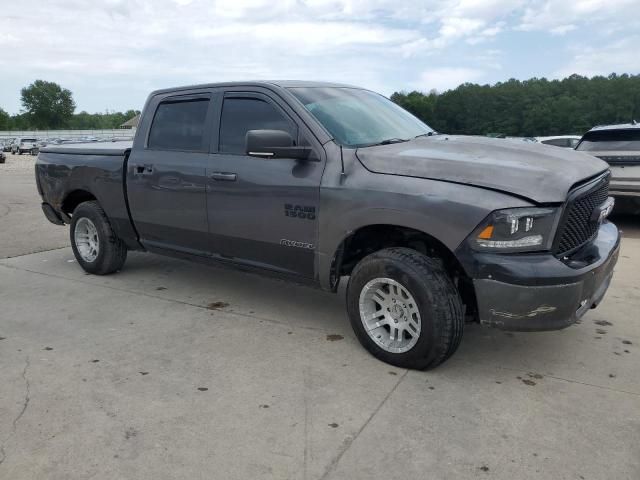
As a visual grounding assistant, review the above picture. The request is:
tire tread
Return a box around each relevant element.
[347,247,464,370]
[70,201,127,275]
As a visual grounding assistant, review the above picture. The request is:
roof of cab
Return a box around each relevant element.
[149,80,360,97]
[589,122,640,132]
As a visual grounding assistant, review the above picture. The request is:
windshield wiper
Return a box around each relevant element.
[375,138,410,146]
[414,132,438,139]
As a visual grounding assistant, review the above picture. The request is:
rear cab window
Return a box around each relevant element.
[577,129,640,152]
[148,96,211,151]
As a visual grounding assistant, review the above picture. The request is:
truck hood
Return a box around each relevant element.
[356,135,608,203]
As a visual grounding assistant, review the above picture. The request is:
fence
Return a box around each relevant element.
[0,129,135,141]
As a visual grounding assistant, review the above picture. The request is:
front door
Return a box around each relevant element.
[126,92,214,254]
[207,91,324,278]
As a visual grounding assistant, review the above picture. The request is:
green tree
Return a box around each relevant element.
[0,108,10,130]
[20,80,76,129]
[391,73,640,137]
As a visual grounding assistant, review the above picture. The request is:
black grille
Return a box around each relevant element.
[554,174,610,257]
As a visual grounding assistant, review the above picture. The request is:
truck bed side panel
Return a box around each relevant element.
[36,151,140,249]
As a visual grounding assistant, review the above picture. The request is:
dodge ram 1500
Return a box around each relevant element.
[36,81,620,369]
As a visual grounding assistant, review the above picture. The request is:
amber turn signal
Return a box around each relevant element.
[477,225,494,240]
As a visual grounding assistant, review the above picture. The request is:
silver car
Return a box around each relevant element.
[576,123,640,212]
[12,137,39,155]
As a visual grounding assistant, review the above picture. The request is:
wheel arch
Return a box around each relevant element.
[61,189,98,216]
[326,223,477,320]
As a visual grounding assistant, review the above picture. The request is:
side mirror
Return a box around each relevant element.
[245,129,313,160]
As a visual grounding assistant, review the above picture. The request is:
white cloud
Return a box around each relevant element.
[555,36,640,78]
[518,0,640,32]
[415,67,485,92]
[0,0,637,113]
[549,25,577,36]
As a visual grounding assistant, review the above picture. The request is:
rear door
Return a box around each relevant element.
[126,91,216,254]
[206,89,325,279]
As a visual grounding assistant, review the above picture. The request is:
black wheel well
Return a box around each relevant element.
[61,190,97,215]
[331,224,477,319]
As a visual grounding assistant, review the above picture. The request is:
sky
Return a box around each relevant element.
[1,0,639,114]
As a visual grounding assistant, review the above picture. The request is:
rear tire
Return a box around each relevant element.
[346,247,464,370]
[70,201,127,275]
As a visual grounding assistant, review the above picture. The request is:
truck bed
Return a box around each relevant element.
[40,140,132,156]
[36,141,139,249]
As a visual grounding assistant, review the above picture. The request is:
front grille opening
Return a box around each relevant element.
[554,173,610,257]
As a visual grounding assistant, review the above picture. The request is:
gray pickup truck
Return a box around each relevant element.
[36,81,620,369]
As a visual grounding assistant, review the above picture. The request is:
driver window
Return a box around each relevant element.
[219,97,296,154]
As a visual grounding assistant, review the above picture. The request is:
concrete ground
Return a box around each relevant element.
[1,153,639,480]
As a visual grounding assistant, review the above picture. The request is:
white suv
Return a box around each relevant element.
[576,123,640,213]
[11,137,39,155]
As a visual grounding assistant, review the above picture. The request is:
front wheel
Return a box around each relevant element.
[346,248,464,370]
[70,201,127,274]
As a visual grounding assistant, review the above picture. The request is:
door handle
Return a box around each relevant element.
[133,164,154,176]
[211,172,237,181]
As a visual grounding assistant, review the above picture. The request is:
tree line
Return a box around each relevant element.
[391,73,640,137]
[0,80,139,131]
[2,75,639,135]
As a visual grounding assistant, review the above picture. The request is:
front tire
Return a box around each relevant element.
[70,201,127,274]
[346,248,464,370]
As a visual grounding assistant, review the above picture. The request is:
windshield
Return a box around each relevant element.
[289,87,433,147]
[576,129,640,152]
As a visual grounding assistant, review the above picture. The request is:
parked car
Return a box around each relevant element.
[0,151,5,163]
[36,81,619,370]
[576,123,640,212]
[536,136,581,148]
[12,137,39,155]
[2,139,15,152]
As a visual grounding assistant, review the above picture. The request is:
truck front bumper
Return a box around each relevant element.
[463,221,620,331]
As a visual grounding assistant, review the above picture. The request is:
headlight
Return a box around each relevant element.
[470,207,561,252]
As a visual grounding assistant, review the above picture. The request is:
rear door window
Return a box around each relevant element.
[219,97,296,154]
[148,97,210,151]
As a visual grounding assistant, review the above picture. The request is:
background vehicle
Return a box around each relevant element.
[35,81,619,370]
[536,135,581,148]
[576,123,640,213]
[0,151,5,163]
[12,137,39,155]
[2,139,15,152]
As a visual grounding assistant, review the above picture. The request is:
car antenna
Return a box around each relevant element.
[339,145,346,180]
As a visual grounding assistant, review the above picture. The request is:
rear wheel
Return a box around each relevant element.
[70,201,127,274]
[346,248,464,370]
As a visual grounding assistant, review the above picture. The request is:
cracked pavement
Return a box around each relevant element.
[0,154,639,479]
[0,357,30,467]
